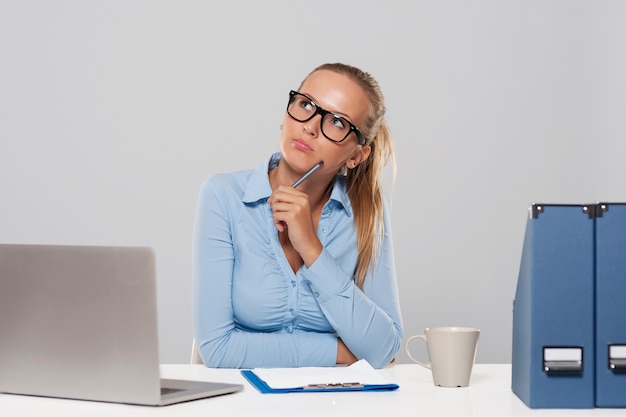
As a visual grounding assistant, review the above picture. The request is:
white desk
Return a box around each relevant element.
[0,364,622,416]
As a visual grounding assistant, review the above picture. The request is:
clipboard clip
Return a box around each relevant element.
[303,382,364,390]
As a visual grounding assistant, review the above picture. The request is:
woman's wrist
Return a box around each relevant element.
[301,241,323,268]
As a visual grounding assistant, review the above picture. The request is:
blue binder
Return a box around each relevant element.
[595,203,626,407]
[512,204,595,408]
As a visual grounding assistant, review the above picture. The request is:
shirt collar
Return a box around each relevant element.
[241,154,276,204]
[242,153,353,216]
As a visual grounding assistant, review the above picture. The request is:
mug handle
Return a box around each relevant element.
[405,334,431,369]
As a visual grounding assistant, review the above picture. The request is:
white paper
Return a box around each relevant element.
[251,359,394,389]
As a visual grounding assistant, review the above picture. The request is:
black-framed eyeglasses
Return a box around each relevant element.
[287,90,366,145]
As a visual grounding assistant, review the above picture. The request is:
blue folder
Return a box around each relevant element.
[511,204,595,408]
[595,203,626,407]
[241,370,399,394]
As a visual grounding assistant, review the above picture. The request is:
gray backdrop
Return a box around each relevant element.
[1,0,625,364]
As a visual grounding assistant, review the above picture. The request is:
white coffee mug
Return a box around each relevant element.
[405,327,480,387]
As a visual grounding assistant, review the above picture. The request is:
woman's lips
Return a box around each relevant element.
[292,138,313,151]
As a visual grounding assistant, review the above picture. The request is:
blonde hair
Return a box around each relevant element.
[300,63,396,288]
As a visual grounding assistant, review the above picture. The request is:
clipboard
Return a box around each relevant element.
[240,359,399,394]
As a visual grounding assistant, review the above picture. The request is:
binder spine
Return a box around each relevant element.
[595,203,626,407]
[513,204,595,408]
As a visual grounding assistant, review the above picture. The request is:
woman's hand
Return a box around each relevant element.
[337,338,358,365]
[268,185,322,266]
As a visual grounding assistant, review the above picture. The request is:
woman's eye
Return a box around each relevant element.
[330,117,346,129]
[299,99,314,112]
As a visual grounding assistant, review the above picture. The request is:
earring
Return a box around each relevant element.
[347,161,356,168]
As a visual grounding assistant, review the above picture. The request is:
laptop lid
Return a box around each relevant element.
[0,244,242,406]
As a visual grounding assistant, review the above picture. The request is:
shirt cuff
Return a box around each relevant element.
[300,249,352,304]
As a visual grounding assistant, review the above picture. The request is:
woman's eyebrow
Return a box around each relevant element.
[300,92,354,121]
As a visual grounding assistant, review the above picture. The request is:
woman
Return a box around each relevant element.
[193,63,402,368]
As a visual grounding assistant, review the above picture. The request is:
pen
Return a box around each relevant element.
[291,161,324,188]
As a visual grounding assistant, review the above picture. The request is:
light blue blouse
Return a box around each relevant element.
[192,153,403,368]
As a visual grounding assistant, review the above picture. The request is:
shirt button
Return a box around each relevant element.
[314,291,319,298]
[291,280,296,287]
[322,227,328,233]
[286,326,293,333]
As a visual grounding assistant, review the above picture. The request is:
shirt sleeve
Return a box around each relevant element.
[299,197,404,368]
[192,176,338,368]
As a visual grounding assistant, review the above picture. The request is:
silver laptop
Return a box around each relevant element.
[0,244,242,406]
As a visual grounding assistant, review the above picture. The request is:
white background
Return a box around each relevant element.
[1,0,625,364]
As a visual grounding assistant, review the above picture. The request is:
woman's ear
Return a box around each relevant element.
[347,145,371,169]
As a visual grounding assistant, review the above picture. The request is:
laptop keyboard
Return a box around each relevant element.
[161,387,185,396]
